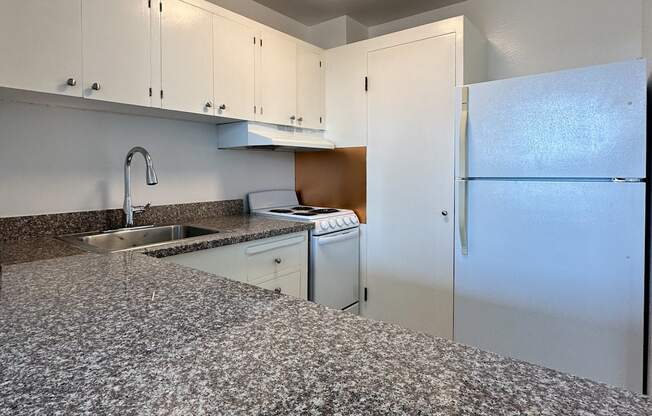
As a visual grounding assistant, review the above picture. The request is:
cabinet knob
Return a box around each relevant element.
[66,78,77,87]
[205,101,212,108]
[297,117,303,123]
[274,258,282,264]
[219,104,226,111]
[441,210,448,216]
[290,115,296,121]
[91,82,101,91]
[274,287,282,294]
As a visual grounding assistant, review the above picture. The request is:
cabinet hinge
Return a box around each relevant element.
[253,37,256,44]
[319,116,322,124]
[160,90,164,99]
[149,87,152,97]
[254,105,256,114]
[148,0,151,8]
[159,1,162,12]
[260,38,263,47]
[364,76,368,92]
[319,61,322,68]
[364,287,368,302]
[260,106,264,115]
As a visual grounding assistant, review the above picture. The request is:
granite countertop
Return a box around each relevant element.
[1,215,313,265]
[1,252,650,415]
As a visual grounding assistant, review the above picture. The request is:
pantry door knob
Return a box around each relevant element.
[66,78,77,87]
[91,82,101,91]
[441,210,448,217]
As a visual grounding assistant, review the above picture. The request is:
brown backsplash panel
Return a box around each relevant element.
[295,147,367,223]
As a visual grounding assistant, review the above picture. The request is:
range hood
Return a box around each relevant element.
[217,121,335,151]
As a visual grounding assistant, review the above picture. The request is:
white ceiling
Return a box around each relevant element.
[251,0,465,26]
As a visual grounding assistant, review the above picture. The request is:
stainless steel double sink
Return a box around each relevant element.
[58,224,220,253]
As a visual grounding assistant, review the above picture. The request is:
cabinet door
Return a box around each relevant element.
[161,0,213,115]
[257,31,296,126]
[213,14,256,120]
[82,0,151,106]
[296,47,324,129]
[0,0,82,96]
[366,34,456,338]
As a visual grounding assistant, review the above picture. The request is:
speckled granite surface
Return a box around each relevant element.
[1,213,312,265]
[143,215,313,258]
[0,199,244,242]
[1,253,650,415]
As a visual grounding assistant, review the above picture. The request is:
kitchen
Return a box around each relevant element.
[1,0,651,414]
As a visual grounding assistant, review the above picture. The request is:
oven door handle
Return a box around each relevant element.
[317,229,359,246]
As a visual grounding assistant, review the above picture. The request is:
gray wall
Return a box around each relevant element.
[0,101,294,216]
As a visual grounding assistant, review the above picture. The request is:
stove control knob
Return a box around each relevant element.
[343,217,351,225]
[336,218,344,227]
[351,216,359,224]
[320,221,330,230]
[329,219,337,228]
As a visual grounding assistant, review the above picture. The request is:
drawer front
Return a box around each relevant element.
[257,271,302,298]
[245,233,306,282]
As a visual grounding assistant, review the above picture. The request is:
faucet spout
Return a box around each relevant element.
[123,147,158,228]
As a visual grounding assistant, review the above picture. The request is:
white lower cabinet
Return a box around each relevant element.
[163,231,308,299]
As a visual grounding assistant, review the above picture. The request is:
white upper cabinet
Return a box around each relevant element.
[0,0,82,96]
[161,0,213,115]
[257,30,297,126]
[213,14,256,121]
[296,47,324,129]
[82,0,151,106]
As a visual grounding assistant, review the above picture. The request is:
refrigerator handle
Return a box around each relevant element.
[459,86,469,178]
[458,179,469,255]
[458,86,469,255]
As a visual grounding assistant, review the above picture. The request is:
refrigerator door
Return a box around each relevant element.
[458,60,646,179]
[454,180,645,392]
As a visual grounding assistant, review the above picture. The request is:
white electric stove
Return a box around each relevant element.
[248,190,360,314]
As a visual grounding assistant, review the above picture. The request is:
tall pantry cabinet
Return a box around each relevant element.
[325,16,487,338]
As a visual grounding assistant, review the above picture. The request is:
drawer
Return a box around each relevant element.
[257,271,302,298]
[245,233,306,282]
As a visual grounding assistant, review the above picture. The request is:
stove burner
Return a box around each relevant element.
[310,208,340,214]
[294,212,318,216]
[269,209,293,213]
[292,206,314,211]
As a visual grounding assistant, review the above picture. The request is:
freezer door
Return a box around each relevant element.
[454,180,645,392]
[458,60,646,179]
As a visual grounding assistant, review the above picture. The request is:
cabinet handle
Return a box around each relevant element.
[441,210,448,217]
[290,115,296,121]
[219,104,226,111]
[274,287,282,294]
[297,117,303,123]
[274,258,282,264]
[91,82,101,91]
[66,78,77,87]
[205,101,212,108]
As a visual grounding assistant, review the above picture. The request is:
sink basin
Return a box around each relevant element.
[58,224,219,253]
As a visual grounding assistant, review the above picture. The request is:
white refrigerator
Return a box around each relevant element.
[454,60,647,392]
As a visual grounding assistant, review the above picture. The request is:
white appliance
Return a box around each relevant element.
[218,122,335,151]
[454,60,647,392]
[248,190,360,313]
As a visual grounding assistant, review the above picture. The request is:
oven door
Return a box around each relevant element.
[310,227,360,310]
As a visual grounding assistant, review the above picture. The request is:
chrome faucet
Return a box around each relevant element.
[123,147,158,228]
